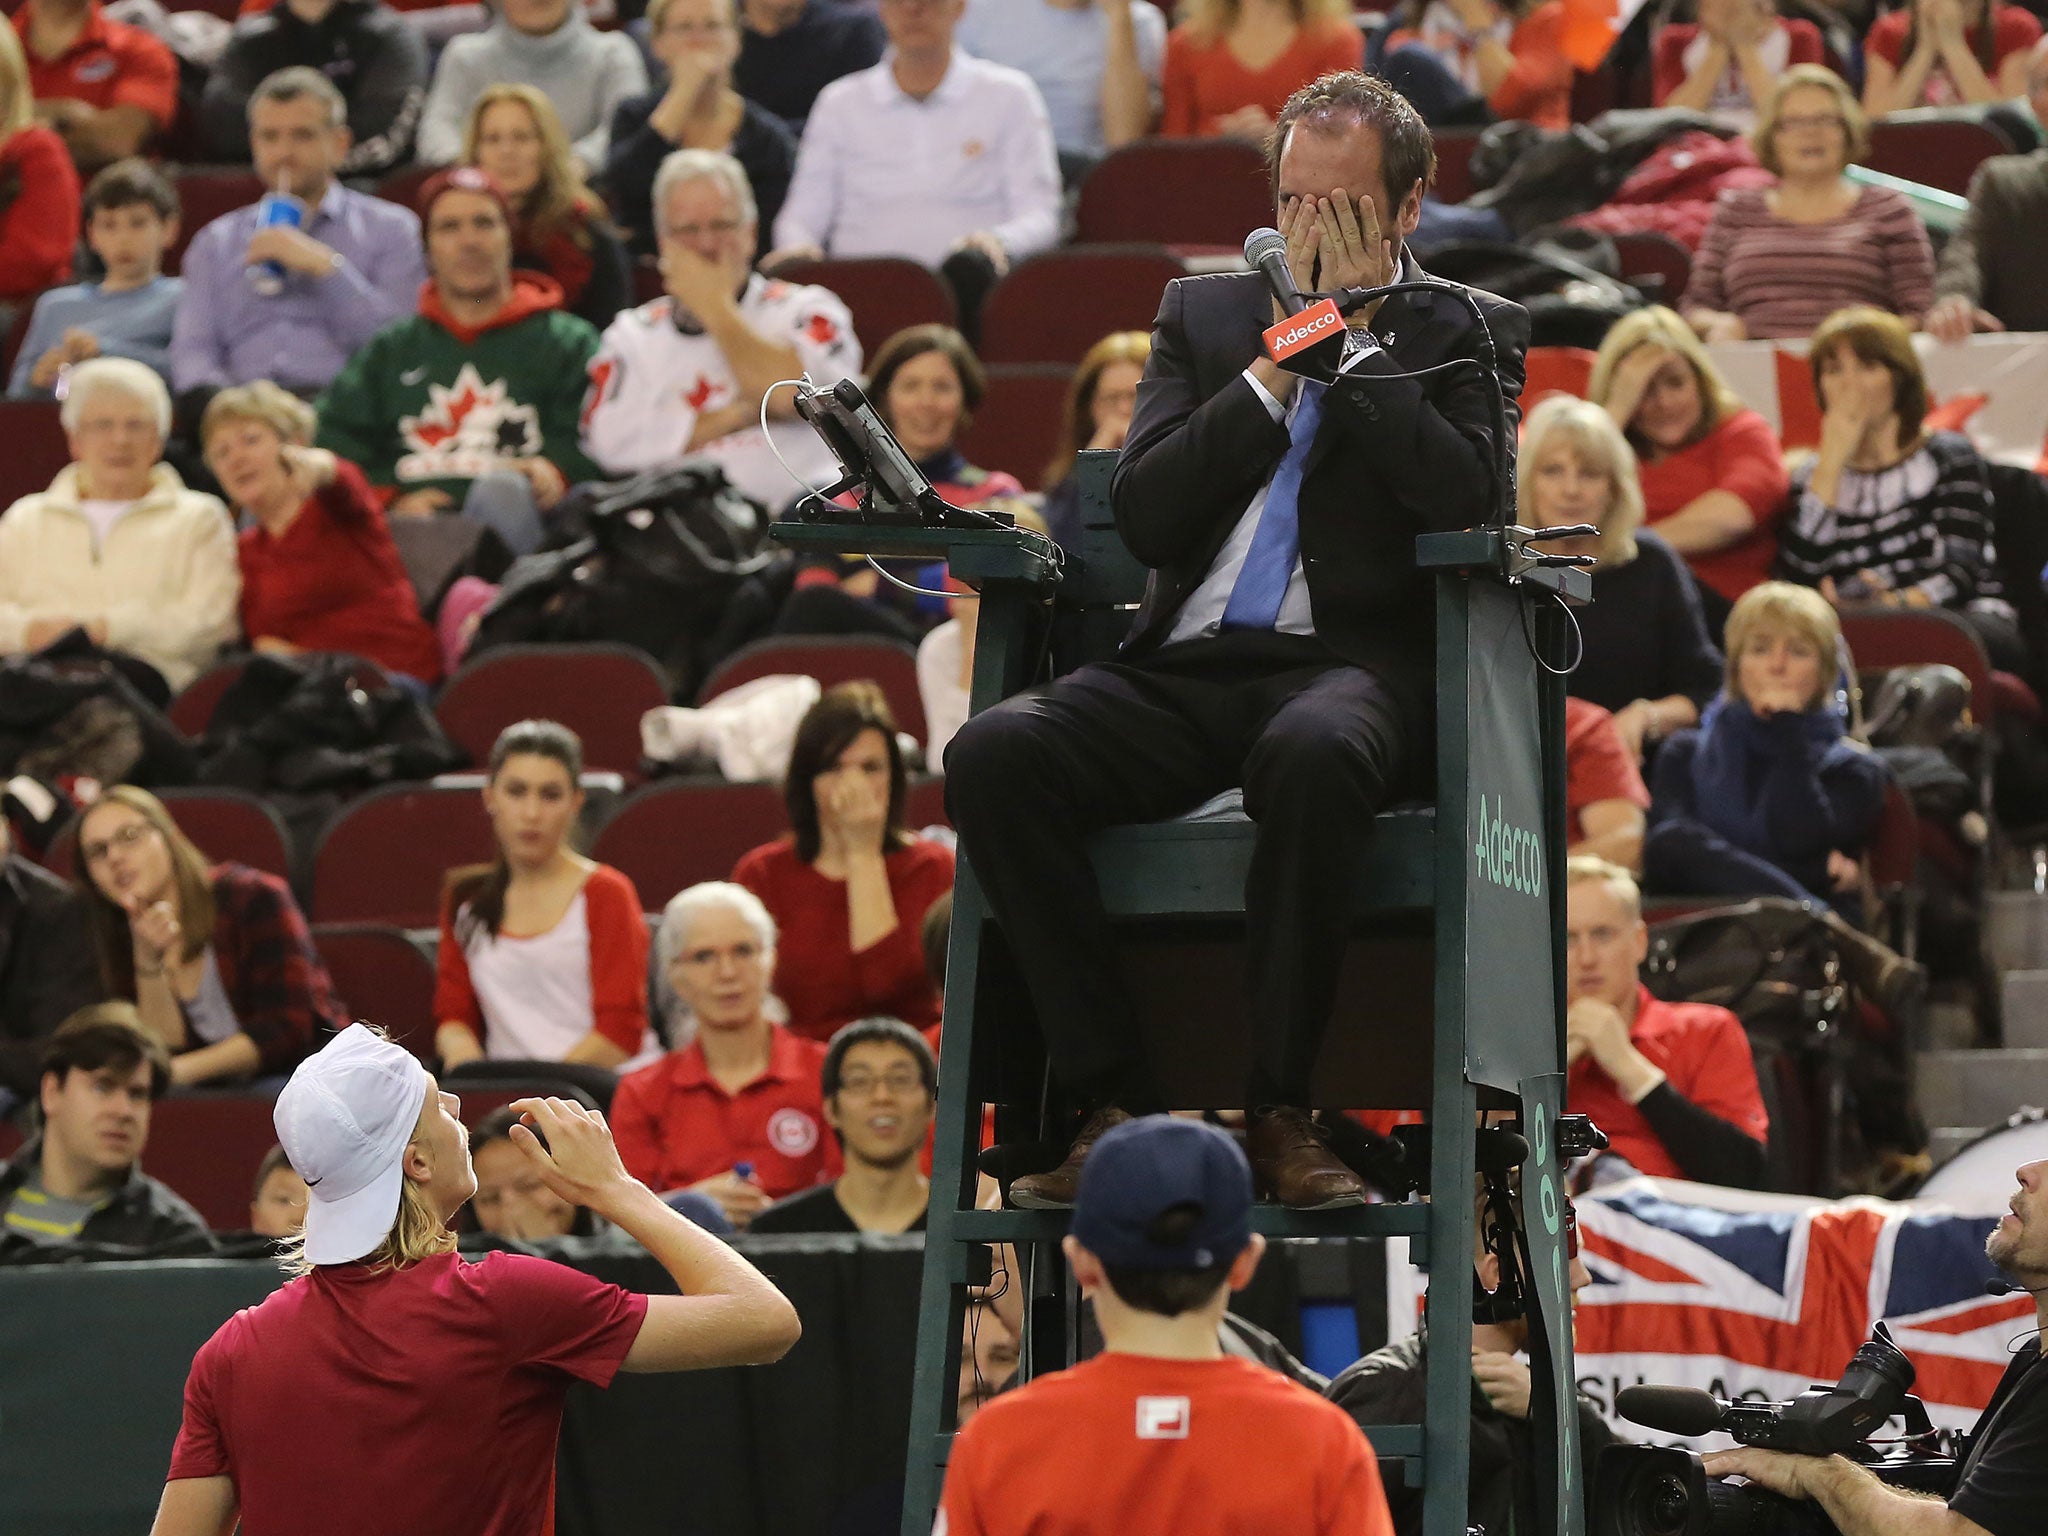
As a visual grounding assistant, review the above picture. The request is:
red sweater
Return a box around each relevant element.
[1565,697,1649,841]
[0,126,78,300]
[238,459,445,683]
[732,834,953,1042]
[1161,21,1364,137]
[1865,6,2039,105]
[1636,408,1789,605]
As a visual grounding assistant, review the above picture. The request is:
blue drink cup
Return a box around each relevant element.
[248,191,305,296]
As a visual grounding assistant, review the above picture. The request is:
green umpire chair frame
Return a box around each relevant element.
[772,449,1589,1536]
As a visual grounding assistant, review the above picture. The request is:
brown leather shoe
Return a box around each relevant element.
[1246,1106,1368,1210]
[1008,1106,1132,1209]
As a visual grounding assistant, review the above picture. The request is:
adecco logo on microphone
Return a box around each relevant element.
[1262,298,1343,364]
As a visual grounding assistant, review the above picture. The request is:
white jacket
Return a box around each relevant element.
[0,463,241,692]
[580,276,861,512]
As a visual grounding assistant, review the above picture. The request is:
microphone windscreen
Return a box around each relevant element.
[1986,1278,2018,1296]
[1244,227,1288,268]
[1616,1385,1725,1437]
[1475,1126,1531,1173]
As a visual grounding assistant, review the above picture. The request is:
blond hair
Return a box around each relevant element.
[200,380,317,452]
[1516,395,1645,569]
[277,1169,458,1277]
[1566,853,1642,923]
[1723,581,1842,710]
[1587,305,1746,447]
[0,23,31,139]
[462,84,602,250]
[1753,65,1869,176]
[1178,0,1352,44]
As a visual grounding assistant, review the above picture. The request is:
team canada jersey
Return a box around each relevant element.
[580,275,860,513]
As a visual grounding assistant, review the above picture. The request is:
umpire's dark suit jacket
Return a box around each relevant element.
[1108,266,1530,697]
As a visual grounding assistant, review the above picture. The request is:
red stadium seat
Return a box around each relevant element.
[980,246,1187,367]
[633,256,664,306]
[167,170,265,276]
[773,257,956,364]
[1610,231,1692,307]
[0,399,71,510]
[590,778,790,912]
[957,364,1072,492]
[1,300,37,382]
[1517,345,1597,414]
[700,635,926,745]
[1074,137,1273,248]
[167,658,248,739]
[1865,116,2011,198]
[311,784,496,927]
[904,774,949,831]
[435,642,672,775]
[1432,129,1481,205]
[143,1093,283,1230]
[158,788,296,885]
[374,163,438,213]
[313,924,439,1062]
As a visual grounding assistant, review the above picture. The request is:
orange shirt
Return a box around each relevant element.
[1161,21,1364,137]
[1384,1,1572,131]
[939,1352,1395,1536]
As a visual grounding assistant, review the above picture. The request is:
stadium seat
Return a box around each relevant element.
[153,788,296,886]
[633,256,664,307]
[167,170,265,276]
[957,364,1072,492]
[311,784,496,927]
[312,924,439,1062]
[1610,231,1692,307]
[142,1092,283,1230]
[589,778,790,912]
[700,634,926,745]
[1517,345,1597,413]
[0,399,71,510]
[1,301,36,382]
[1865,116,2011,199]
[435,642,672,775]
[374,163,437,213]
[1073,137,1273,248]
[904,773,949,831]
[1432,129,1481,205]
[979,246,1188,367]
[772,257,956,363]
[167,658,248,739]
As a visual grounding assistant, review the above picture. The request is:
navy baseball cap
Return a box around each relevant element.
[1071,1116,1254,1270]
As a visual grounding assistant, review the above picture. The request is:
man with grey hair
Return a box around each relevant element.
[580,148,858,511]
[171,66,424,405]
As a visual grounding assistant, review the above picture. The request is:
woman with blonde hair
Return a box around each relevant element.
[1040,330,1151,555]
[1588,305,1790,619]
[74,786,347,1086]
[462,84,631,327]
[1162,0,1364,140]
[1643,581,1888,918]
[1682,65,1934,342]
[0,23,79,311]
[1523,396,1724,760]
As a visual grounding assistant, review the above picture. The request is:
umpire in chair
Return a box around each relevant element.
[946,71,1531,1210]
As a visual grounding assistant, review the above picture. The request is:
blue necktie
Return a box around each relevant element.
[1221,380,1325,631]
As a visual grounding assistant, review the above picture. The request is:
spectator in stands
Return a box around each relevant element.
[605,0,797,259]
[467,1105,590,1239]
[1040,329,1150,555]
[734,682,954,1042]
[1652,0,1824,129]
[580,148,859,508]
[171,68,425,407]
[13,0,176,172]
[77,786,348,1085]
[751,1016,934,1232]
[247,1144,308,1238]
[315,168,601,557]
[1683,67,1935,342]
[200,0,428,176]
[0,358,239,693]
[1644,582,1889,917]
[1563,856,1771,1186]
[1521,396,1724,759]
[0,23,78,314]
[1862,0,2039,115]
[0,817,99,1116]
[435,720,655,1072]
[461,85,631,329]
[735,0,886,131]
[765,0,1060,332]
[1589,306,1790,627]
[1160,0,1364,141]
[1925,42,2048,340]
[958,1299,1021,1425]
[1379,0,1573,133]
[1566,698,1650,872]
[0,1005,209,1251]
[415,0,647,174]
[7,158,176,401]
[200,383,443,688]
[614,881,835,1227]
[919,503,1052,766]
[958,0,1166,174]
[1779,305,2025,670]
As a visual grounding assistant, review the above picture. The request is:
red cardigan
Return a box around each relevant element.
[0,126,79,301]
[732,834,954,1042]
[238,459,445,683]
[1161,21,1364,136]
[1636,408,1790,605]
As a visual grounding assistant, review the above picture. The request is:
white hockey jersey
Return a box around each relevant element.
[579,274,861,511]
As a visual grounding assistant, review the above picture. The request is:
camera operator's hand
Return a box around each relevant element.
[1471,1349,1532,1419]
[1701,1448,1835,1500]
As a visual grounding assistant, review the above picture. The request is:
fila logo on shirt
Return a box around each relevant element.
[1135,1396,1190,1440]
[767,1107,819,1157]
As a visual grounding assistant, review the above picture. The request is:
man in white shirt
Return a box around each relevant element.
[764,0,1060,334]
[957,0,1164,175]
[581,149,859,511]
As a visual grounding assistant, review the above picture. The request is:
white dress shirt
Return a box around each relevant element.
[773,48,1062,268]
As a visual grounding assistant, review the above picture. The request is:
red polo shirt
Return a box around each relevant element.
[1567,985,1769,1179]
[609,1027,839,1199]
[1565,697,1649,842]
[17,2,178,127]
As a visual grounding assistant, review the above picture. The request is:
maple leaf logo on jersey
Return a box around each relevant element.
[804,312,840,348]
[396,362,543,481]
[684,375,725,413]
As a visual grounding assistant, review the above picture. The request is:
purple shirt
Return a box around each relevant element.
[169,182,425,396]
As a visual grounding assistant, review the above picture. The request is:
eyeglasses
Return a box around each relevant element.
[81,820,156,867]
[837,1070,925,1098]
[662,219,746,241]
[1775,112,1846,133]
[655,16,733,35]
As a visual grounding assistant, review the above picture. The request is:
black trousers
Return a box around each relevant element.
[945,631,1430,1109]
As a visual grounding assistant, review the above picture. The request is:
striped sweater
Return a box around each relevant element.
[1683,184,1935,340]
